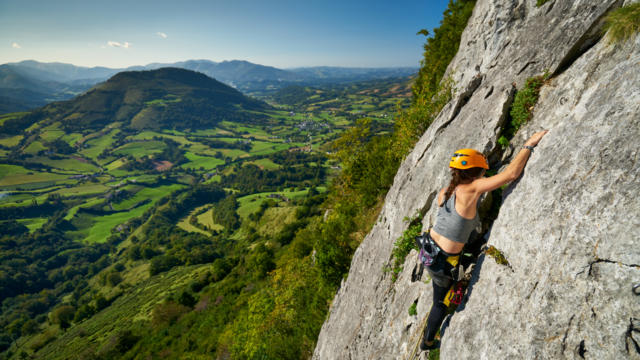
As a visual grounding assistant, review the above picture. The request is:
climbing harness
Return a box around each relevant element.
[416,231,466,283]
[633,283,640,296]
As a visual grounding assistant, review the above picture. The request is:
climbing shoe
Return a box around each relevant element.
[420,339,440,351]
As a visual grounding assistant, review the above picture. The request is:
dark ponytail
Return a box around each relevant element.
[440,167,485,206]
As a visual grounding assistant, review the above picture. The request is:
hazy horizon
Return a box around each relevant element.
[1,0,450,69]
[3,58,420,70]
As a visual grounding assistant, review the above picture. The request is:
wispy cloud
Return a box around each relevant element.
[157,32,168,39]
[107,41,131,48]
[12,42,21,49]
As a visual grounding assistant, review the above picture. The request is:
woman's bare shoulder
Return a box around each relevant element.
[437,187,447,205]
[457,182,480,202]
[457,182,476,194]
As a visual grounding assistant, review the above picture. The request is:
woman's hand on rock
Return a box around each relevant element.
[525,130,548,147]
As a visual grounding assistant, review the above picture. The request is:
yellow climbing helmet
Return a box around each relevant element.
[449,149,489,170]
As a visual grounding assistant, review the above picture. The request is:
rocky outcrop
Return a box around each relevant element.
[313,0,639,359]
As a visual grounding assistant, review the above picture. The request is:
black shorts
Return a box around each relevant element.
[424,233,460,288]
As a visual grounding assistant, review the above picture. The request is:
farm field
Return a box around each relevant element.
[0,135,23,147]
[196,208,224,231]
[177,218,212,236]
[17,217,48,232]
[244,158,280,170]
[178,204,224,236]
[80,129,120,160]
[263,76,412,129]
[256,206,298,237]
[52,183,109,197]
[180,152,225,170]
[236,188,316,219]
[110,184,184,211]
[0,165,71,187]
[26,156,100,172]
[68,201,155,243]
[113,141,166,158]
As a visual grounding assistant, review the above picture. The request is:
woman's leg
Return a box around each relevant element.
[423,281,450,343]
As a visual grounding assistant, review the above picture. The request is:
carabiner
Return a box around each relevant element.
[633,283,640,296]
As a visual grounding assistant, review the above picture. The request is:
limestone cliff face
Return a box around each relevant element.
[313,0,640,359]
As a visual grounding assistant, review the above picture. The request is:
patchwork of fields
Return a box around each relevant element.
[0,73,410,243]
[0,104,365,242]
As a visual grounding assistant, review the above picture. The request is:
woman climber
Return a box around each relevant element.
[420,130,548,351]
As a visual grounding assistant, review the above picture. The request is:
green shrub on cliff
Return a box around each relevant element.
[510,76,544,130]
[388,216,423,282]
[498,74,546,148]
[604,2,640,44]
[394,0,474,156]
[413,0,476,99]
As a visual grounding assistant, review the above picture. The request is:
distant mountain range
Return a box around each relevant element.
[0,60,417,113]
[0,68,268,136]
[0,64,96,113]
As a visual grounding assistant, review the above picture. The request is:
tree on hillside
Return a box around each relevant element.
[247,243,275,279]
[414,0,476,99]
[50,305,75,330]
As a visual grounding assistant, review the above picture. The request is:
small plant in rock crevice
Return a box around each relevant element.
[603,2,640,44]
[408,302,417,316]
[497,136,510,149]
[484,245,510,267]
[536,0,551,7]
[385,215,423,282]
[428,347,440,360]
[498,74,547,148]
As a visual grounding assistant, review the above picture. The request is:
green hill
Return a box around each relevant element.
[0,68,269,135]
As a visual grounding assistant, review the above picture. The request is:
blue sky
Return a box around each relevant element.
[0,0,451,69]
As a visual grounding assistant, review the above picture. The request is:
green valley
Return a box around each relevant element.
[0,67,413,359]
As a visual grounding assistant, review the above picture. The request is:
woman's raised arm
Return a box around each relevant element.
[471,130,548,194]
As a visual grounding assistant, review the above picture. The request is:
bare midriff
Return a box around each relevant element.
[429,228,465,255]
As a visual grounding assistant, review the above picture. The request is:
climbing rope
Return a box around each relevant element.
[406,312,430,360]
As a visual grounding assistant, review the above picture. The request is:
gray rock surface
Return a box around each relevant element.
[313,0,639,359]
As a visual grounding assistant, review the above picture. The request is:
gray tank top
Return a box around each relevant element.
[432,192,479,244]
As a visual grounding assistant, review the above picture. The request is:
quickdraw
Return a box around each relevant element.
[449,282,465,306]
[443,282,465,307]
[633,283,640,296]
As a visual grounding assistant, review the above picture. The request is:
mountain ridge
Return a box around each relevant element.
[0,59,417,113]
